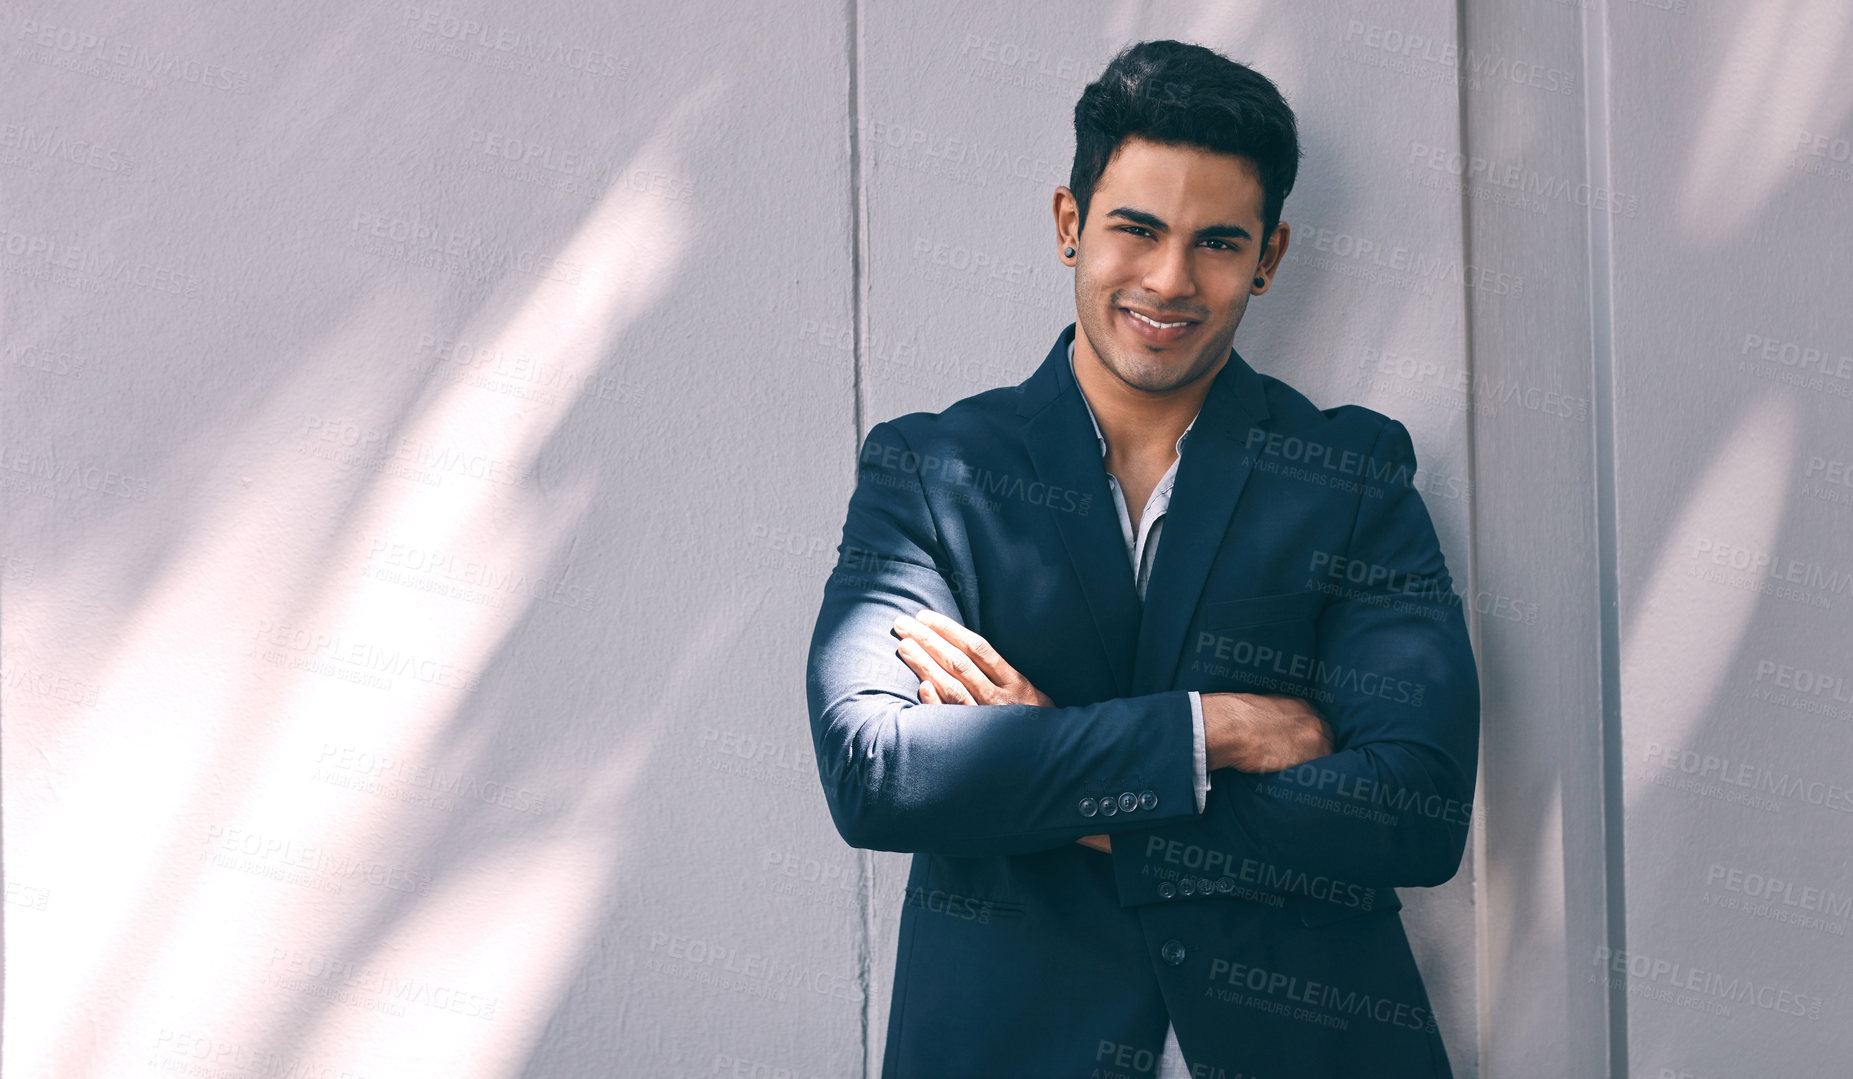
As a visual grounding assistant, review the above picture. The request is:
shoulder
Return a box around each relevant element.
[1256,369,1413,458]
[871,381,1028,458]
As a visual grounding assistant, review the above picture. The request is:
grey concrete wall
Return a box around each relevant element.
[4,2,1844,1076]
[2,2,859,1075]
[1602,1,1853,1075]
[1462,1,1853,1076]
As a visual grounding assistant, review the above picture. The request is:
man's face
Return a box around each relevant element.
[1060,136,1286,395]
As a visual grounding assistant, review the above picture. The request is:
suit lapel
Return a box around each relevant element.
[1019,325,1142,697]
[1017,323,1273,699]
[1131,343,1271,695]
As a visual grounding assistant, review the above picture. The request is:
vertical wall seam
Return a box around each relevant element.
[1449,0,1491,1073]
[845,1,872,1076]
[1580,1,1628,1075]
[849,0,866,444]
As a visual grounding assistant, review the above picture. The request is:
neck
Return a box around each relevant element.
[1071,325,1224,458]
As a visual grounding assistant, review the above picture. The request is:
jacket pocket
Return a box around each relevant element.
[917,857,1027,922]
[1201,589,1325,630]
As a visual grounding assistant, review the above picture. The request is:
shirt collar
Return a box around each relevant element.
[1068,338,1197,460]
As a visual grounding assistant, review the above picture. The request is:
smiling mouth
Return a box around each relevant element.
[1123,309,1197,330]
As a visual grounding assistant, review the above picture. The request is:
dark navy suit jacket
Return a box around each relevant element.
[805,323,1479,1079]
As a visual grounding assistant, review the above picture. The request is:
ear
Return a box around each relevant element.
[1053,187,1081,264]
[1253,220,1290,293]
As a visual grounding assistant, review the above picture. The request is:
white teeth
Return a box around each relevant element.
[1126,309,1189,329]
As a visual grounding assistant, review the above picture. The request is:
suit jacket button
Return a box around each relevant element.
[1216,876,1235,894]
[1179,878,1196,896]
[1118,791,1138,813]
[1078,797,1098,817]
[1160,940,1187,966]
[1158,881,1176,899]
[1099,795,1119,816]
[1138,789,1158,811]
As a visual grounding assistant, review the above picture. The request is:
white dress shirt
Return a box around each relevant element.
[1068,340,1210,813]
[1069,340,1205,1079]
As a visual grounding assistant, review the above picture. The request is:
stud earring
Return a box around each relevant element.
[1254,276,1265,288]
[1064,246,1076,258]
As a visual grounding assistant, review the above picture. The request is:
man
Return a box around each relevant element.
[805,40,1479,1079]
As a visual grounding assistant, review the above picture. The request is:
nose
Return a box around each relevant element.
[1140,238,1197,304]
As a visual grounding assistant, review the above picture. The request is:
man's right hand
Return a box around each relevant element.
[1079,694,1326,852]
[1202,693,1332,773]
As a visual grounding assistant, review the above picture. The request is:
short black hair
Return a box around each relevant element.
[1070,40,1302,245]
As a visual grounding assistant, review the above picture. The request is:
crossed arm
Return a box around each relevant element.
[890,608,1333,853]
[805,418,1479,894]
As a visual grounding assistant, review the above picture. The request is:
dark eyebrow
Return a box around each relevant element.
[1104,206,1252,243]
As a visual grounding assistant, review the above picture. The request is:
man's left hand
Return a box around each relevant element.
[892,610,1109,851]
[891,609,1055,707]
